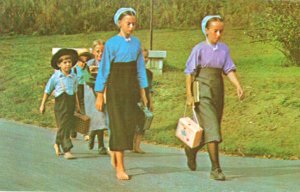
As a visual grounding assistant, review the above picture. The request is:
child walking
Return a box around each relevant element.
[87,40,105,74]
[70,49,94,140]
[40,48,79,159]
[86,40,108,155]
[95,8,148,180]
[133,47,154,153]
[184,15,244,180]
[74,48,94,114]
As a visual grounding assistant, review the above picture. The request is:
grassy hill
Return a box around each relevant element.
[0,28,299,159]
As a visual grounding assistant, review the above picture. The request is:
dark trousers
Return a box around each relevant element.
[54,93,75,152]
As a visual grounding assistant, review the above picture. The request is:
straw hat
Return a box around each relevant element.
[77,48,94,61]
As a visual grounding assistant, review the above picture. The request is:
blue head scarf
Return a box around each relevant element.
[201,15,222,36]
[114,7,136,26]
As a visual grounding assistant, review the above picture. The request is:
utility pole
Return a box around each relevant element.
[150,0,153,50]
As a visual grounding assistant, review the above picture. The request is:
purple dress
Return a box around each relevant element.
[185,41,236,144]
[185,41,236,75]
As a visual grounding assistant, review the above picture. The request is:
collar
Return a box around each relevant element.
[118,34,131,42]
[206,38,219,51]
[125,37,131,42]
[57,70,73,78]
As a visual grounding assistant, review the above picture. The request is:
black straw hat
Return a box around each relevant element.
[51,48,78,69]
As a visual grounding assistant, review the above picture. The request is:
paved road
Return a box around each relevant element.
[0,119,299,192]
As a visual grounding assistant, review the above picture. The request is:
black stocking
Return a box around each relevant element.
[97,130,104,148]
[207,142,220,170]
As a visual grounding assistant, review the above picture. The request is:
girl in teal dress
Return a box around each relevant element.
[94,8,148,180]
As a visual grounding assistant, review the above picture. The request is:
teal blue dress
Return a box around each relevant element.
[95,35,148,151]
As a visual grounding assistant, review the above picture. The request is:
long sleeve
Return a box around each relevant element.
[94,45,112,92]
[94,35,149,91]
[136,48,148,88]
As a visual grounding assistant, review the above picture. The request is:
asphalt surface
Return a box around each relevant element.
[0,118,299,192]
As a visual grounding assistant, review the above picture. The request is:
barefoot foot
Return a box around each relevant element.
[64,152,76,159]
[84,135,90,141]
[54,144,61,156]
[116,170,130,180]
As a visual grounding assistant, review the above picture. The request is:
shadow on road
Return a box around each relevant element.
[73,152,107,159]
[126,152,183,158]
[128,166,188,177]
[225,164,300,180]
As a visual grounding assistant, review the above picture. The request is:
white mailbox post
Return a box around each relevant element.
[147,50,167,75]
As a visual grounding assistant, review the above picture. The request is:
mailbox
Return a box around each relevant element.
[147,50,167,75]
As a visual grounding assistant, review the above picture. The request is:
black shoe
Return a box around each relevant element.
[184,146,197,171]
[98,147,108,155]
[210,168,226,181]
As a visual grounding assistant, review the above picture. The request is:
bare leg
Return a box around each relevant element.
[109,151,116,168]
[53,144,61,156]
[133,134,145,153]
[115,151,130,180]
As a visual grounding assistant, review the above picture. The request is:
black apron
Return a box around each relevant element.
[106,61,140,151]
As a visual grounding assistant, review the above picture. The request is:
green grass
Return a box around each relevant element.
[0,28,299,159]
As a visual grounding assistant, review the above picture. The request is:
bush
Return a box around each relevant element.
[249,1,300,66]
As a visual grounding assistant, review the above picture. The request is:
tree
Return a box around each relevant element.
[249,1,300,66]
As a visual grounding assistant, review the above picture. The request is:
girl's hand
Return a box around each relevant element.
[237,86,244,100]
[39,104,45,114]
[226,71,244,101]
[186,95,194,106]
[95,93,104,111]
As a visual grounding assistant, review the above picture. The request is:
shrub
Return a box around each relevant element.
[249,1,300,66]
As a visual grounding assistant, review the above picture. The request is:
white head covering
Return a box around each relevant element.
[114,7,136,26]
[201,15,222,36]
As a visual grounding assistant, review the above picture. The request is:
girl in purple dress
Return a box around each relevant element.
[184,15,244,180]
